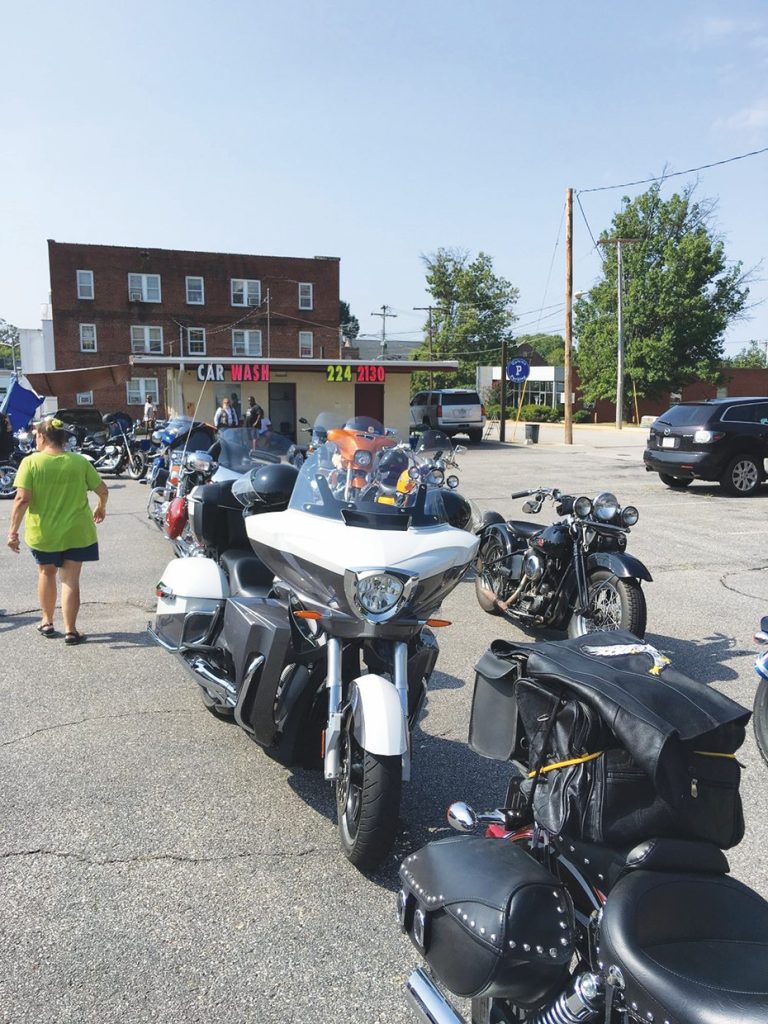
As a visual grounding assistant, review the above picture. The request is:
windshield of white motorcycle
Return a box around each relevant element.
[416,429,453,456]
[288,439,452,527]
[216,427,293,473]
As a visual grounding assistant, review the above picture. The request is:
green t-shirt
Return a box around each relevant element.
[14,452,103,552]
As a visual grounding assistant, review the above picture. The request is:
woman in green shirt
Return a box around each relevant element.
[6,417,109,645]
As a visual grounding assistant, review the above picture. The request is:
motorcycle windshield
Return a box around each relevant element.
[288,434,452,528]
[216,426,293,473]
[416,429,453,458]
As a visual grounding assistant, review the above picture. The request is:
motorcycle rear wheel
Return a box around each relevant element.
[568,569,646,639]
[474,535,509,615]
[128,451,147,480]
[336,719,401,869]
[0,464,17,499]
[754,679,768,765]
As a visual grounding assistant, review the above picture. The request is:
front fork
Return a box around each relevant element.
[323,637,410,781]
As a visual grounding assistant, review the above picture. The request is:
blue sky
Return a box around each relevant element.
[2,1,767,354]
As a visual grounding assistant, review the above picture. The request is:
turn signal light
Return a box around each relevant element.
[294,610,322,620]
[426,618,452,627]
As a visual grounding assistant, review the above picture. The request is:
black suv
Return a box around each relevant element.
[643,397,768,496]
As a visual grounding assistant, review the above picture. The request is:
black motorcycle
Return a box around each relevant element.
[475,487,650,638]
[75,412,148,478]
[754,614,768,764]
[399,632,763,1024]
[0,432,32,499]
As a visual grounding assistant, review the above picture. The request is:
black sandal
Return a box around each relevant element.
[64,631,87,646]
[37,623,57,638]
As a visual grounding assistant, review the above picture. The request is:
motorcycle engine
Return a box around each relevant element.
[522,550,545,582]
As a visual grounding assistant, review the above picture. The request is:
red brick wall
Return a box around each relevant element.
[48,241,340,413]
[576,368,768,422]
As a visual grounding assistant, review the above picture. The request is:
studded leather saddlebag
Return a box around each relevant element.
[398,835,575,1005]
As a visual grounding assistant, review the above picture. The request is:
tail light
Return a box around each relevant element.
[481,404,486,417]
[169,463,182,486]
[165,496,188,539]
[437,404,443,417]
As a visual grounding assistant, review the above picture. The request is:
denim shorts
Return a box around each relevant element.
[31,543,100,567]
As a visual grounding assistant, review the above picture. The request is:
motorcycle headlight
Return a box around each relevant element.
[344,569,417,622]
[357,572,404,614]
[621,505,639,527]
[185,451,215,473]
[574,495,593,518]
[427,468,445,486]
[354,450,372,468]
[446,474,459,489]
[593,492,619,522]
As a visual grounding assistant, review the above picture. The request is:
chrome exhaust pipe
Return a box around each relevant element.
[405,969,465,1024]
[189,657,237,707]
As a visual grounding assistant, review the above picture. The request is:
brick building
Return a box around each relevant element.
[45,241,454,437]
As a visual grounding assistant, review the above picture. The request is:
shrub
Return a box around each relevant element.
[485,404,501,419]
[573,409,592,423]
[517,404,560,422]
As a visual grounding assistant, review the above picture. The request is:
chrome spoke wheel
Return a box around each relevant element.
[585,582,623,631]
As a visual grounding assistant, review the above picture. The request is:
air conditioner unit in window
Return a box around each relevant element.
[129,290,143,301]
[247,298,260,307]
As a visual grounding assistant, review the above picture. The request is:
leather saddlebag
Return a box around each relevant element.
[398,835,574,1005]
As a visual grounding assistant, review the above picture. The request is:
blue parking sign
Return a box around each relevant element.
[506,358,530,382]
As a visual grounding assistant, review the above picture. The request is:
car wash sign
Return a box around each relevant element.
[196,363,271,383]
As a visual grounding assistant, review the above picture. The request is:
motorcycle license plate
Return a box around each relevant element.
[661,437,677,448]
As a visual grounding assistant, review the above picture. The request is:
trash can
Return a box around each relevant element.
[524,423,540,444]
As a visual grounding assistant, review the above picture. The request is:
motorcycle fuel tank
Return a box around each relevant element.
[533,522,570,555]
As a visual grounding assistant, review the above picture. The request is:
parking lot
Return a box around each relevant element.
[2,424,768,1024]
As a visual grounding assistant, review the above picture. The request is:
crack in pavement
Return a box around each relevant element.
[720,564,768,602]
[1,597,155,618]
[1,708,197,748]
[0,846,321,865]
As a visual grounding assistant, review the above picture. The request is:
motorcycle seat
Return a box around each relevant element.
[599,868,768,1024]
[506,520,542,541]
[219,548,274,598]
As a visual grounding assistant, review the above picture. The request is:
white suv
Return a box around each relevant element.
[410,388,486,442]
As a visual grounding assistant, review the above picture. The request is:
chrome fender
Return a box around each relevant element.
[349,673,408,760]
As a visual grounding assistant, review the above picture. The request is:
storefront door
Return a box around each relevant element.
[269,382,297,440]
[354,383,385,424]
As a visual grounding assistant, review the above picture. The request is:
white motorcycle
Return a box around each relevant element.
[150,415,479,868]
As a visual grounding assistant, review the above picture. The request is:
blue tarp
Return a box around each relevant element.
[0,376,45,430]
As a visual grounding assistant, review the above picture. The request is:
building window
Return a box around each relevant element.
[187,327,206,356]
[79,324,97,353]
[231,278,261,306]
[298,283,313,310]
[126,377,159,406]
[232,329,262,356]
[76,391,94,406]
[186,276,204,304]
[130,325,164,354]
[299,331,313,358]
[128,273,162,303]
[77,270,94,300]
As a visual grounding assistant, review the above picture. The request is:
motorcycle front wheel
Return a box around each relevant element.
[474,534,510,615]
[128,451,147,480]
[754,679,768,765]
[336,717,401,869]
[0,464,17,499]
[568,569,646,639]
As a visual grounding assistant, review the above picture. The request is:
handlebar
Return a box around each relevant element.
[510,489,534,499]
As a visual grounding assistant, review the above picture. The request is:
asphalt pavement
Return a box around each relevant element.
[2,426,767,1024]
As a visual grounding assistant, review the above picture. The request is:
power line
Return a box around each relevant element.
[536,199,567,330]
[575,192,605,265]
[577,145,768,195]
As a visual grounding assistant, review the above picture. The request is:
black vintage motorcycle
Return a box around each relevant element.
[399,632,765,1024]
[475,487,650,638]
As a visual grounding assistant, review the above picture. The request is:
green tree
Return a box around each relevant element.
[412,248,518,391]
[725,340,766,368]
[514,332,565,366]
[574,184,750,406]
[0,319,19,371]
[339,300,360,341]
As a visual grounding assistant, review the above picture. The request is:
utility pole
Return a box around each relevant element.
[564,187,573,445]
[499,338,508,443]
[597,238,640,429]
[413,305,448,388]
[371,304,397,345]
[265,289,271,359]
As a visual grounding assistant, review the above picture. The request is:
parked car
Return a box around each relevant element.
[643,397,768,496]
[409,388,486,442]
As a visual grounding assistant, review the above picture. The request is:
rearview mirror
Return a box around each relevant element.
[522,500,538,514]
[454,445,467,455]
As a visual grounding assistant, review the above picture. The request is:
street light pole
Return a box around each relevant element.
[598,238,640,429]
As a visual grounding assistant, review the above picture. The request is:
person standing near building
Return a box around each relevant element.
[214,396,238,430]
[143,395,156,431]
[6,416,108,644]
